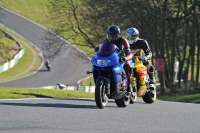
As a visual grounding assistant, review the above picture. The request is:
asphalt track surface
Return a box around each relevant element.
[0,7,92,88]
[0,98,200,133]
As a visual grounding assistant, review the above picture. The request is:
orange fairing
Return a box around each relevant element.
[136,67,147,76]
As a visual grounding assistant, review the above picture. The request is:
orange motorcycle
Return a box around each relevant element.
[129,49,156,104]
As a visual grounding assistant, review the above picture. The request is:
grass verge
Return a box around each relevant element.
[157,93,200,104]
[0,1,95,57]
[0,87,199,104]
[0,87,94,99]
[0,1,199,104]
[0,29,19,64]
[0,25,41,82]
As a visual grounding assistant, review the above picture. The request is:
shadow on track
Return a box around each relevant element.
[36,69,50,72]
[11,92,55,98]
[0,98,98,109]
[0,102,97,109]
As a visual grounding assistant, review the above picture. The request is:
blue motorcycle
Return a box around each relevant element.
[89,41,133,109]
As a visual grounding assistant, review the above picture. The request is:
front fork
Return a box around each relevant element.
[104,78,110,96]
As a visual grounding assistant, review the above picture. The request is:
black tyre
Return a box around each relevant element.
[115,95,130,107]
[142,91,156,103]
[95,79,108,109]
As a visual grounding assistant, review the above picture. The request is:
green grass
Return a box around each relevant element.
[0,1,94,83]
[0,87,199,104]
[0,25,41,82]
[81,76,95,86]
[0,0,95,57]
[0,1,199,104]
[0,0,51,28]
[0,29,19,64]
[157,93,200,104]
[0,31,18,48]
[0,87,94,99]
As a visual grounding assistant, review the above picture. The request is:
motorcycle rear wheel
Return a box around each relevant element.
[95,79,108,109]
[142,91,156,103]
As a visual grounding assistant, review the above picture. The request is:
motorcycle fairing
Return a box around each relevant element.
[130,60,134,68]
[91,42,128,90]
[112,63,126,84]
[134,58,147,76]
[91,52,119,67]
[136,67,147,76]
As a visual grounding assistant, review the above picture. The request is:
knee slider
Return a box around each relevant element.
[146,64,154,73]
[149,66,154,73]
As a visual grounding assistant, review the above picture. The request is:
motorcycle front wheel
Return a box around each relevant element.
[95,79,108,109]
[115,94,130,107]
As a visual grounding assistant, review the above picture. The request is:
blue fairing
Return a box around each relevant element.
[112,60,133,83]
[91,52,119,67]
[130,60,134,68]
[112,63,125,83]
[92,45,122,84]
[92,41,135,87]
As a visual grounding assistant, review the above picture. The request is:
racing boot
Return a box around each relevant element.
[148,66,156,92]
[148,65,155,84]
[149,73,155,84]
[125,78,132,97]
[148,73,156,92]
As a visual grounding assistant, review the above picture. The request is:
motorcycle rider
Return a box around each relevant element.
[45,59,51,68]
[126,27,156,92]
[98,25,134,94]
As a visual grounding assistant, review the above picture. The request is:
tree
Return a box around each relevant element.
[48,0,102,49]
[47,0,200,93]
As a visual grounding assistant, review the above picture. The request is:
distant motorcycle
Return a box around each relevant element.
[46,62,51,71]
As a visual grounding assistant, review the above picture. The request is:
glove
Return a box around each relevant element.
[95,46,99,52]
[122,57,127,62]
[139,56,148,61]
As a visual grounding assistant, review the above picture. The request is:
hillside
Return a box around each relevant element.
[0,28,19,65]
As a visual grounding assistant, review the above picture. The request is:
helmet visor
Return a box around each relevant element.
[107,33,118,42]
[127,35,137,40]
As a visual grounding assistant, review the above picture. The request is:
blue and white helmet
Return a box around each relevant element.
[126,27,139,44]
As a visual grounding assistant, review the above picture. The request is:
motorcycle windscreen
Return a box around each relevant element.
[98,41,116,56]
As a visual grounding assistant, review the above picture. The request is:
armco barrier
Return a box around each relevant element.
[42,84,161,93]
[0,49,25,74]
[42,85,95,93]
[0,28,25,74]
